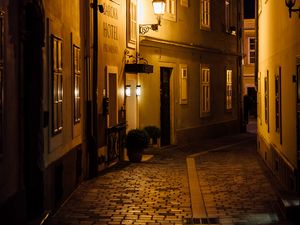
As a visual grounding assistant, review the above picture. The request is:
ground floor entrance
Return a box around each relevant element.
[160,67,172,146]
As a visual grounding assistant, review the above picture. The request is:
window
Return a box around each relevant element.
[225,0,232,33]
[165,0,176,21]
[51,35,63,135]
[225,0,237,35]
[264,71,269,131]
[73,45,81,124]
[200,0,210,29]
[200,66,210,115]
[180,0,188,7]
[179,64,188,104]
[248,37,255,64]
[0,10,4,153]
[226,70,232,110]
[275,68,281,137]
[127,0,136,48]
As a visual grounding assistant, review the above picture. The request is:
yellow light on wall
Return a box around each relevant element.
[136,85,141,96]
[125,85,131,97]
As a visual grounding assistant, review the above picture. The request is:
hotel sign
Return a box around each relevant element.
[102,0,121,55]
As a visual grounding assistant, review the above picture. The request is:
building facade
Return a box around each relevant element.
[0,0,130,223]
[257,0,300,193]
[0,0,244,223]
[243,19,255,96]
[242,18,256,123]
[133,0,243,145]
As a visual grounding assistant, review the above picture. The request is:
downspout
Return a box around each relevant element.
[88,0,99,178]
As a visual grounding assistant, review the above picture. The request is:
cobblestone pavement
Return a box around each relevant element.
[46,133,295,225]
[194,138,285,225]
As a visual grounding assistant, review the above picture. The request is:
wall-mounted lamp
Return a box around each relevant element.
[139,0,166,35]
[285,0,300,18]
[136,85,141,96]
[125,85,131,97]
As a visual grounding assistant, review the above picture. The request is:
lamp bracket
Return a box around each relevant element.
[139,24,159,35]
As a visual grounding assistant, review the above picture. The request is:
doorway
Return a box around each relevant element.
[160,67,172,146]
[246,87,257,133]
[247,87,257,118]
[107,72,117,128]
[22,3,44,220]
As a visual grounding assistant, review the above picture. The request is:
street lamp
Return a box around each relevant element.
[285,0,300,18]
[139,0,166,35]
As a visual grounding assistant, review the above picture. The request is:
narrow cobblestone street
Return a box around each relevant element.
[45,133,295,225]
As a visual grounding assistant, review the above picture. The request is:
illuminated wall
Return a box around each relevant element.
[138,0,242,144]
[257,0,300,192]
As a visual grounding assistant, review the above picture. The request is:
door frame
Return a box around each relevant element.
[106,66,118,128]
[159,62,176,145]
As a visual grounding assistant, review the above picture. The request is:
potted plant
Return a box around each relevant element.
[125,129,148,162]
[143,125,161,147]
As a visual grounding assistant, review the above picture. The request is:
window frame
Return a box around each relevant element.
[226,69,233,111]
[225,0,230,31]
[264,70,269,132]
[248,37,255,65]
[275,67,282,142]
[200,0,210,30]
[51,35,63,135]
[179,64,188,104]
[127,0,137,49]
[73,45,81,124]
[164,0,176,21]
[200,65,211,116]
[180,0,188,7]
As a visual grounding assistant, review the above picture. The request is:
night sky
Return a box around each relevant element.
[244,0,255,19]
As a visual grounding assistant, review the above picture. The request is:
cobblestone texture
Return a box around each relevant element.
[195,138,286,225]
[47,150,192,225]
[46,133,295,225]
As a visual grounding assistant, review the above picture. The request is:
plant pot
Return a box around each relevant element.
[127,148,143,162]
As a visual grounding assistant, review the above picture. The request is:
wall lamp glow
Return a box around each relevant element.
[139,0,166,35]
[136,85,141,96]
[125,85,131,97]
[285,0,300,18]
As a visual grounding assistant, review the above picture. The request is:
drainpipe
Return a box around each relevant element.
[88,0,99,178]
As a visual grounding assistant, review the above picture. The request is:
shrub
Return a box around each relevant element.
[143,126,161,144]
[125,129,148,151]
[143,126,161,139]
